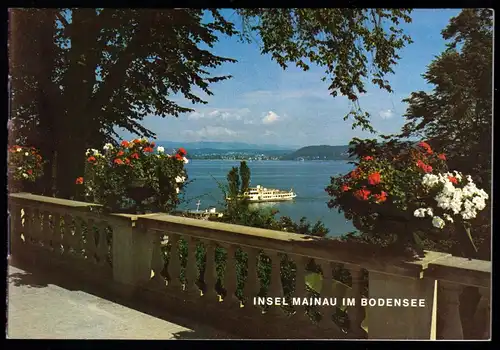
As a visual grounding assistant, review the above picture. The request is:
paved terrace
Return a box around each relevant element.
[7,260,236,340]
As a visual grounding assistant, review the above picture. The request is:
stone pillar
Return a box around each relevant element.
[438,281,464,339]
[110,215,154,298]
[367,271,436,339]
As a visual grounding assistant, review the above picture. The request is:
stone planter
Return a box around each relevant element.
[368,207,427,257]
[8,178,37,194]
[453,222,478,260]
[126,178,155,214]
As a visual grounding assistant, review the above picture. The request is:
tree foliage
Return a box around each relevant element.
[237,8,413,131]
[9,8,237,197]
[395,9,493,192]
[9,8,414,197]
[239,161,251,194]
[378,9,493,259]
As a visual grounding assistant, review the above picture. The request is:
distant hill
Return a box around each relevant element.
[156,141,297,151]
[280,145,352,160]
[185,148,291,156]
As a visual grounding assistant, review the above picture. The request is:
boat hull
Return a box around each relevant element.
[247,196,297,203]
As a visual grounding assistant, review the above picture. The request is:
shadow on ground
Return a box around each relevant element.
[8,258,239,340]
[8,270,49,289]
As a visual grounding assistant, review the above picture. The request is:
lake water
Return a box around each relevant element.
[180,160,356,237]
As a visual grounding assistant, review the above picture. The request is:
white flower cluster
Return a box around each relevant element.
[414,171,489,229]
[85,148,103,157]
[103,143,114,152]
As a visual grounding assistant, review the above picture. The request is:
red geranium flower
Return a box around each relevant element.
[418,141,430,149]
[367,172,381,185]
[130,153,140,159]
[174,154,183,161]
[373,191,388,203]
[27,169,33,175]
[349,168,361,179]
[114,158,124,165]
[354,188,371,201]
[448,176,458,184]
[133,139,141,144]
[124,158,131,165]
[75,177,84,185]
[363,156,373,161]
[341,184,350,192]
[177,147,187,156]
[416,160,432,173]
[117,150,125,157]
[438,153,446,161]
[87,156,96,162]
[143,147,154,153]
[121,140,130,147]
[418,141,433,155]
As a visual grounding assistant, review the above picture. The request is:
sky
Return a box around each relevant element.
[117,9,462,148]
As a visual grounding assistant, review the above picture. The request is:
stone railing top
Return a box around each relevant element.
[137,213,452,277]
[9,192,102,209]
[426,256,491,288]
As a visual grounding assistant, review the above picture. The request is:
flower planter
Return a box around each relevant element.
[127,178,156,214]
[8,178,37,194]
[453,222,478,260]
[79,139,188,215]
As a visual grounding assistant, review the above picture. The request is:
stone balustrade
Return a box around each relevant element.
[8,193,491,340]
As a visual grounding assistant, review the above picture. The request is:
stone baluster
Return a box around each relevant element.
[318,260,340,332]
[42,211,52,251]
[438,281,464,339]
[167,233,182,290]
[223,244,240,309]
[31,208,41,245]
[243,247,261,315]
[22,207,32,244]
[97,221,109,267]
[474,287,491,339]
[203,240,219,301]
[51,212,62,254]
[347,266,366,338]
[150,232,166,287]
[266,251,284,318]
[185,236,200,296]
[85,218,96,263]
[62,214,73,257]
[9,204,23,253]
[292,255,309,323]
[74,217,84,258]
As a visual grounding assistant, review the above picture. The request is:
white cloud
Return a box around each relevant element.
[262,111,281,124]
[182,126,238,139]
[378,109,394,119]
[187,108,249,121]
[187,111,204,120]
